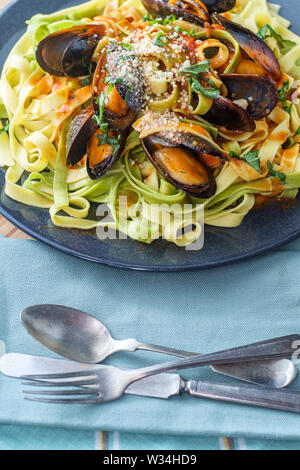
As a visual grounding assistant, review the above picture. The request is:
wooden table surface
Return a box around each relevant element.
[0,0,32,239]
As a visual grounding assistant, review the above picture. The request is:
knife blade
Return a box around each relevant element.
[0,353,181,399]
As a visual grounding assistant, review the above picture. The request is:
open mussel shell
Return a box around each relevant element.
[66,106,98,166]
[36,25,106,77]
[204,95,256,132]
[87,129,126,180]
[141,0,210,26]
[106,57,146,113]
[92,48,141,131]
[214,14,281,80]
[220,74,278,120]
[141,134,217,198]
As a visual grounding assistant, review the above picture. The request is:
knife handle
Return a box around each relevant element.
[186,380,300,413]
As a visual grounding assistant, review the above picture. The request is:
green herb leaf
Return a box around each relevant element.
[180,61,211,75]
[93,93,108,131]
[93,93,121,152]
[187,77,220,99]
[153,32,170,47]
[174,26,197,37]
[0,120,9,135]
[257,24,296,55]
[96,132,121,153]
[114,54,135,65]
[296,57,300,67]
[143,14,176,25]
[267,161,286,183]
[230,150,262,173]
[180,61,220,100]
[278,80,292,114]
[120,42,133,50]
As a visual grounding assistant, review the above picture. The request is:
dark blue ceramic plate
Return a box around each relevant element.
[0,0,299,271]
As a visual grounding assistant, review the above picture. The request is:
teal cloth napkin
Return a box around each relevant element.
[1,235,300,439]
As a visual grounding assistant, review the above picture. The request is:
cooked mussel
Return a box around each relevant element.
[139,122,224,197]
[220,74,278,120]
[36,25,106,77]
[87,128,126,180]
[141,0,210,26]
[142,134,216,198]
[92,47,144,131]
[204,96,255,132]
[66,105,98,166]
[105,43,146,112]
[214,14,281,80]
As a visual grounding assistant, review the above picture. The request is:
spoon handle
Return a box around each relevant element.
[136,340,297,388]
[136,342,197,357]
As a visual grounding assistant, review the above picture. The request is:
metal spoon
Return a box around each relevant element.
[21,304,297,388]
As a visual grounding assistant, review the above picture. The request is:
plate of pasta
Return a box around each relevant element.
[1,0,300,270]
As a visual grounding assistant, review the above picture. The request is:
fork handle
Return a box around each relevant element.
[130,334,300,382]
[186,380,300,413]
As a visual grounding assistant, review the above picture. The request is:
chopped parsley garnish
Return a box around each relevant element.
[0,120,9,135]
[230,150,262,174]
[92,93,121,154]
[257,24,296,55]
[143,14,176,25]
[95,131,121,150]
[180,61,220,100]
[114,54,135,65]
[93,94,109,132]
[153,32,170,47]
[104,73,132,103]
[267,161,286,184]
[108,41,133,54]
[119,42,133,50]
[278,80,292,114]
[174,26,197,37]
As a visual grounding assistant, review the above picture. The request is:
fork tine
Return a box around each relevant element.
[21,370,96,380]
[24,397,101,404]
[23,389,98,396]
[22,378,97,387]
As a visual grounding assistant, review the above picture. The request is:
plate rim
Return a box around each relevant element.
[1,0,300,271]
[2,201,300,272]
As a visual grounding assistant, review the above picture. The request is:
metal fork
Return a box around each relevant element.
[22,334,300,406]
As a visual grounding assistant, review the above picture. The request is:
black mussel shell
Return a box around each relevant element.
[36,25,106,77]
[204,95,256,132]
[214,14,281,80]
[87,129,126,180]
[220,74,278,120]
[142,0,210,26]
[105,44,146,112]
[66,106,98,166]
[142,134,217,198]
[92,49,140,131]
[158,129,226,160]
[203,0,235,13]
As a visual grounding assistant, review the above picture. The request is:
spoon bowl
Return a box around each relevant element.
[21,305,120,363]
